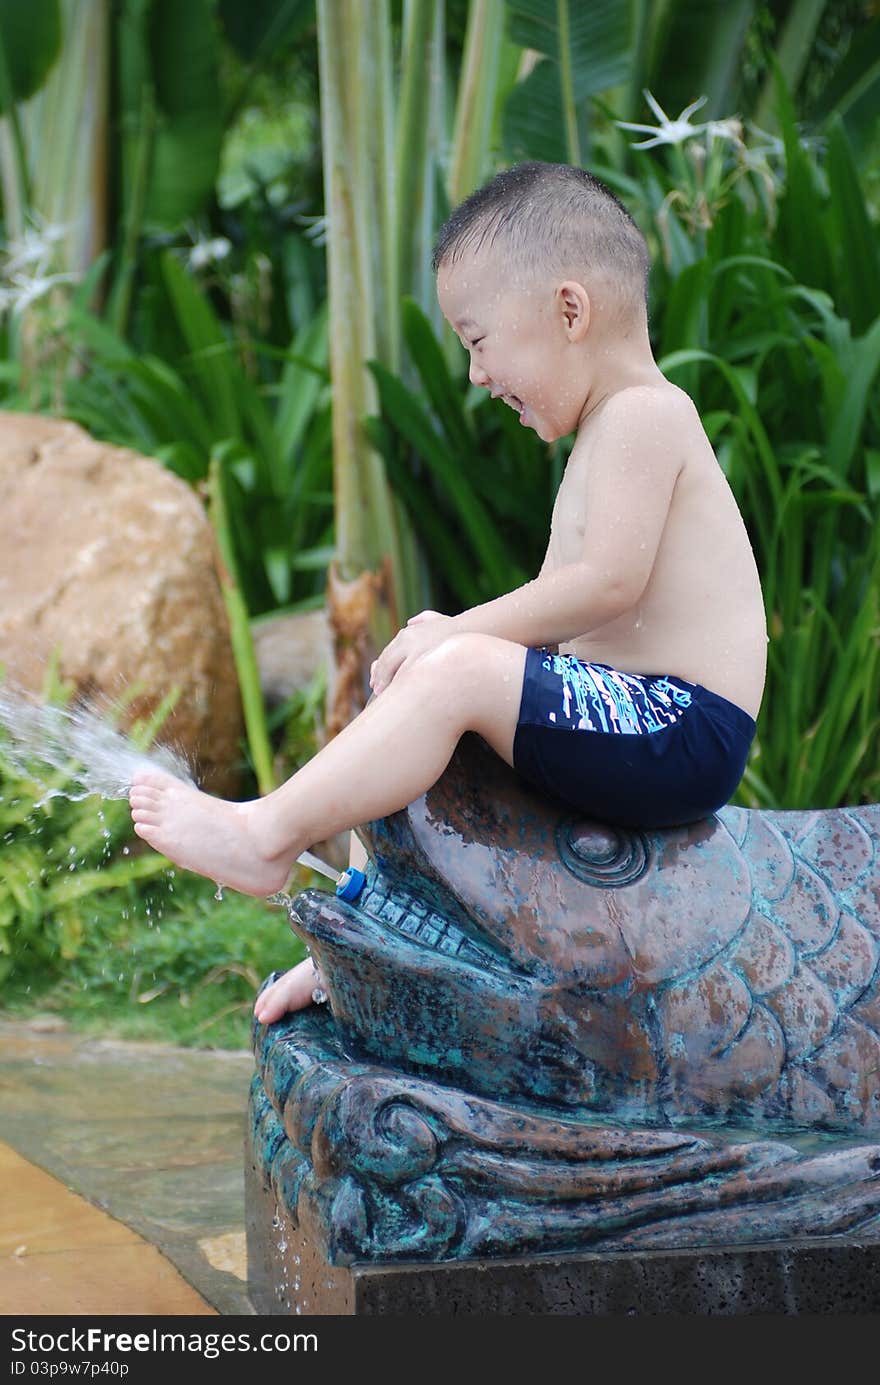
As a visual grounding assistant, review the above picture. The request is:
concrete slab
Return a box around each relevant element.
[0,1018,255,1315]
[0,1142,216,1315]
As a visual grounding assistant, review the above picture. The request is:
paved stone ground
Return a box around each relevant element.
[0,1016,256,1315]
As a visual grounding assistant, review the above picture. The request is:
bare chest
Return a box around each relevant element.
[546,459,589,565]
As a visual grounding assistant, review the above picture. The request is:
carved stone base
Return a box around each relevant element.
[245,1008,880,1313]
[245,1152,880,1315]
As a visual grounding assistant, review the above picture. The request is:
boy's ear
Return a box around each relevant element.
[558,281,590,340]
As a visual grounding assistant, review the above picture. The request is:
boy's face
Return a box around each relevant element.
[437,252,589,443]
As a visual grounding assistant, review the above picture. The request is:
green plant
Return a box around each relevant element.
[367,78,880,810]
[0,872,307,1049]
[500,1,880,170]
[367,297,561,611]
[620,84,880,808]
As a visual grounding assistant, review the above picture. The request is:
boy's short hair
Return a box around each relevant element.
[433,162,649,320]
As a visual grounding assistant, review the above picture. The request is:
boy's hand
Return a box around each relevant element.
[370,613,452,694]
[406,609,444,625]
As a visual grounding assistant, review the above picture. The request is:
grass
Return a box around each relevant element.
[0,865,312,1049]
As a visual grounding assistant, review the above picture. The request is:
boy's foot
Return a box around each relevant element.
[254,958,320,1024]
[129,770,292,897]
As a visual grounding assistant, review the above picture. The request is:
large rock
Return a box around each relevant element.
[251,608,333,708]
[0,412,243,794]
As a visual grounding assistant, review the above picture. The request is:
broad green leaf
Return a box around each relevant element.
[752,0,828,131]
[218,0,314,64]
[208,453,275,793]
[276,305,329,484]
[159,252,241,441]
[502,57,581,164]
[826,316,880,481]
[155,441,207,485]
[148,0,222,149]
[120,0,225,228]
[772,61,832,295]
[659,259,710,362]
[366,416,485,608]
[643,0,755,119]
[825,116,880,334]
[808,15,880,154]
[369,360,513,593]
[506,0,631,96]
[402,297,474,459]
[502,0,631,163]
[0,0,60,111]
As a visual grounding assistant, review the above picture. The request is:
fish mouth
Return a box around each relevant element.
[284,865,592,1106]
[354,870,512,970]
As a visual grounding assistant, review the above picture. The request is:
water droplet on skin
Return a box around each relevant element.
[311,987,327,1005]
[214,883,224,902]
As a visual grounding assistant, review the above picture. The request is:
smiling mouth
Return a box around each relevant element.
[491,390,524,415]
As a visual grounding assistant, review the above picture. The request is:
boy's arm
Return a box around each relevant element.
[449,390,686,647]
[370,389,688,692]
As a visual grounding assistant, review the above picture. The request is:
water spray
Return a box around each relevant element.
[0,686,368,903]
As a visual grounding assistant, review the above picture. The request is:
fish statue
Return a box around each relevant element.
[247,733,880,1268]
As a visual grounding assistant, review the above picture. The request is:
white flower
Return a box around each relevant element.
[617,92,710,149]
[0,270,77,317]
[187,236,232,271]
[705,117,746,147]
[4,219,70,277]
[300,214,328,247]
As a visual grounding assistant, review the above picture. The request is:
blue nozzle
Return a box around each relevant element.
[335,866,366,902]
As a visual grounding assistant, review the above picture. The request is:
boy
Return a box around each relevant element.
[129,162,766,1020]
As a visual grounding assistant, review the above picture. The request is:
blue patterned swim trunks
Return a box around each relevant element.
[512,649,756,828]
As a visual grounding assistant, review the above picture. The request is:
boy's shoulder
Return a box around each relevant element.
[591,379,700,436]
[571,381,705,475]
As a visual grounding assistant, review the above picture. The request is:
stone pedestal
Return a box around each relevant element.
[244,1010,880,1315]
[244,736,880,1316]
[245,1143,880,1315]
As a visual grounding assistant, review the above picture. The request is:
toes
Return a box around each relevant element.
[131,770,174,793]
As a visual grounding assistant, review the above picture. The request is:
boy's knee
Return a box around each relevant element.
[415,631,494,675]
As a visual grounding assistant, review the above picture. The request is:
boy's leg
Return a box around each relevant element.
[348,829,369,872]
[253,827,370,1024]
[130,633,528,898]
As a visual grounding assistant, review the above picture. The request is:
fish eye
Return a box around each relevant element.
[556,817,650,886]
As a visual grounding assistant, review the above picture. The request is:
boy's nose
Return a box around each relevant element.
[469,358,490,387]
